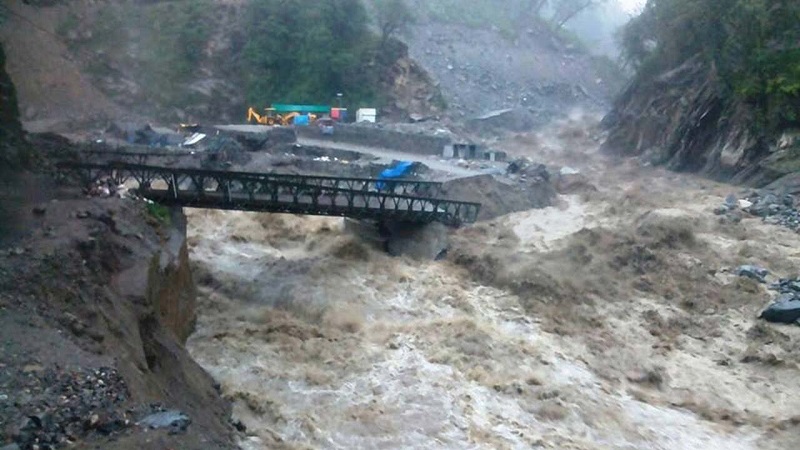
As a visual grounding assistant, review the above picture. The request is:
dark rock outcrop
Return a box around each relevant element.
[0,44,25,169]
[601,55,799,186]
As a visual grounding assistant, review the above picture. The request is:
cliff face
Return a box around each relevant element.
[0,43,26,169]
[601,56,800,188]
[146,208,197,342]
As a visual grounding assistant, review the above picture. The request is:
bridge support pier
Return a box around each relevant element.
[345,219,449,260]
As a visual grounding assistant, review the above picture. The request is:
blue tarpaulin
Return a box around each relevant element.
[293,114,311,126]
[377,161,414,190]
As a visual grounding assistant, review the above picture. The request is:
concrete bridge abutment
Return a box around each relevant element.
[344,219,449,260]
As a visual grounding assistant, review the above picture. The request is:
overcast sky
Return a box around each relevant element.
[617,0,645,14]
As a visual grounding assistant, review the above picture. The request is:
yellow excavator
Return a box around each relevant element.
[247,107,319,126]
[247,107,280,125]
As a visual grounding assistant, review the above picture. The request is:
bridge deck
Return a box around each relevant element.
[58,161,481,226]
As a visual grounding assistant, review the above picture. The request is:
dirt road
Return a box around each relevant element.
[297,137,496,179]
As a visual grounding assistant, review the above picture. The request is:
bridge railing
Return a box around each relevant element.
[57,161,481,226]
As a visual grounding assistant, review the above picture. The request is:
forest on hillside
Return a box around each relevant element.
[620,0,800,132]
[242,0,415,107]
[55,0,424,118]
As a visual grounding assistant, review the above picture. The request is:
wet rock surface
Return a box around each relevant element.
[757,277,800,325]
[736,265,769,283]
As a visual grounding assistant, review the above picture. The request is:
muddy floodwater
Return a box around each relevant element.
[186,116,800,449]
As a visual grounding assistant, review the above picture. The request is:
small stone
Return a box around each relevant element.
[76,211,90,219]
[22,364,44,373]
[736,265,769,282]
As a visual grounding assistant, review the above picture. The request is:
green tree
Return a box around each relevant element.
[241,0,381,107]
[620,0,800,130]
[375,0,416,48]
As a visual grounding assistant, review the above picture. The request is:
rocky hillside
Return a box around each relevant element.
[602,0,800,187]
[0,0,442,129]
[399,0,626,120]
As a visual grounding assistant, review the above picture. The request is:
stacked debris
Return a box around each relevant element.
[105,122,182,148]
[770,277,800,296]
[746,192,800,230]
[202,136,250,169]
[506,158,550,181]
[714,192,799,231]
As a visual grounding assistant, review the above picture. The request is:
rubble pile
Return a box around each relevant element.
[770,277,800,297]
[1,367,130,448]
[714,191,800,231]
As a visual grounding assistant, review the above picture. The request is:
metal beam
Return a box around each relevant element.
[57,161,481,226]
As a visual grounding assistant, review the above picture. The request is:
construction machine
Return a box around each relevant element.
[247,107,281,125]
[247,106,319,126]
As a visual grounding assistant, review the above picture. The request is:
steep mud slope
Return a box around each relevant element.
[0,47,235,446]
[0,196,237,449]
[0,0,126,132]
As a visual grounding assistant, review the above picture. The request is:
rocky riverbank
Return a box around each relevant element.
[0,187,236,449]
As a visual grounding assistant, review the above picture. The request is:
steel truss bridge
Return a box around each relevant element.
[58,161,481,226]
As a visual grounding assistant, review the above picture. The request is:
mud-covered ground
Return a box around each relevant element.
[185,113,800,449]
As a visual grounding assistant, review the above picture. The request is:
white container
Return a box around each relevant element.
[356,108,377,123]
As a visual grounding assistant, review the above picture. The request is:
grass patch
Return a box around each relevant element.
[145,201,171,227]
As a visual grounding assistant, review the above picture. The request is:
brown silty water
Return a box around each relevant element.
[186,113,800,449]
